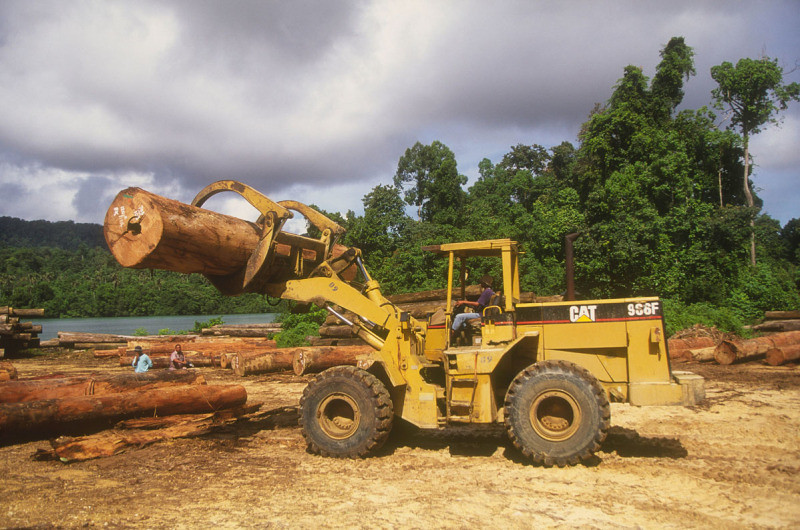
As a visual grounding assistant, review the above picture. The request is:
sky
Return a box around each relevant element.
[0,0,798,230]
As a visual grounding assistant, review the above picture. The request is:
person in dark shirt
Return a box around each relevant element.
[451,275,494,333]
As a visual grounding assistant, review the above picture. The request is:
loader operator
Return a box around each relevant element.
[451,275,494,334]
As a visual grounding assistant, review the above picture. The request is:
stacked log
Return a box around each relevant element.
[232,349,295,376]
[667,337,717,362]
[292,346,372,376]
[0,307,44,356]
[753,311,800,333]
[0,370,249,452]
[714,331,800,365]
[201,323,282,337]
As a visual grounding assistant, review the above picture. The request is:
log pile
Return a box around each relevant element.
[715,331,800,366]
[0,307,44,357]
[0,369,252,460]
[753,311,800,333]
[201,323,282,337]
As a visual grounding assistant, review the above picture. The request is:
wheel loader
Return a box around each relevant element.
[104,180,705,467]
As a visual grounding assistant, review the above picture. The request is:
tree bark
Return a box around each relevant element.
[292,346,372,375]
[764,311,800,320]
[765,344,800,366]
[233,350,295,376]
[0,371,206,403]
[0,384,247,434]
[714,331,800,364]
[753,320,800,332]
[103,187,357,295]
[58,332,134,345]
[668,337,716,360]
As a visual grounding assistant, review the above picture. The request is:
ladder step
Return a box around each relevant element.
[451,378,477,385]
[449,400,473,408]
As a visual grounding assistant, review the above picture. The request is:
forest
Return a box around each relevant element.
[1,37,798,334]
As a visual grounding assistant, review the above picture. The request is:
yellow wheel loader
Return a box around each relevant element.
[104,181,705,466]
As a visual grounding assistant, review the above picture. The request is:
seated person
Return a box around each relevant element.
[169,344,191,370]
[451,275,494,334]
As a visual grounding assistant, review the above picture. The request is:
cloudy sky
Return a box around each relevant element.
[0,0,798,229]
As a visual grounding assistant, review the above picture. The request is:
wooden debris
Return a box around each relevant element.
[34,404,260,462]
[0,384,247,434]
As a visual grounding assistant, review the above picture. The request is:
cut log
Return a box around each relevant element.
[318,324,357,339]
[0,384,247,434]
[752,320,800,332]
[58,332,133,344]
[0,371,206,403]
[765,344,800,366]
[76,342,127,351]
[764,310,800,320]
[668,337,717,360]
[119,356,216,368]
[686,346,717,362]
[233,350,295,376]
[36,405,261,462]
[103,187,357,295]
[125,338,276,356]
[292,346,372,375]
[307,337,366,347]
[714,331,800,365]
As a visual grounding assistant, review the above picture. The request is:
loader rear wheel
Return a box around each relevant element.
[504,360,610,467]
[300,366,393,458]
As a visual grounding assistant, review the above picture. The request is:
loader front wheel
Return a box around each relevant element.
[300,366,393,458]
[504,360,610,467]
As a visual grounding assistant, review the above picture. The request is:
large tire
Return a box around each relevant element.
[299,366,394,458]
[504,360,610,467]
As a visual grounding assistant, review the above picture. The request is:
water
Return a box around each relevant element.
[30,313,277,340]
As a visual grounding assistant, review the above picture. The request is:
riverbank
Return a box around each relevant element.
[29,313,277,340]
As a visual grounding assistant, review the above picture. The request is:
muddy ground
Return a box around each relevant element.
[1,351,799,529]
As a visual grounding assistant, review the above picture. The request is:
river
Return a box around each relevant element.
[30,313,277,340]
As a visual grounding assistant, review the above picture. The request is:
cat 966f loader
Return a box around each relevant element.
[104,180,704,466]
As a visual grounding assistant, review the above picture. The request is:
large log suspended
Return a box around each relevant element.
[0,384,247,434]
[0,371,206,404]
[103,187,357,295]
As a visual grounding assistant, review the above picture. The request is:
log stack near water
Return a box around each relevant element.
[0,307,44,357]
[0,369,253,461]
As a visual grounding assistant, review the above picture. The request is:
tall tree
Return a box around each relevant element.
[393,141,467,224]
[650,37,696,121]
[711,56,800,265]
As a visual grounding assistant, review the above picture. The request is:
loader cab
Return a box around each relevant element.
[421,239,521,349]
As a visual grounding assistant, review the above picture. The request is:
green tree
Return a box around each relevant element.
[393,141,467,225]
[650,36,696,121]
[711,56,800,265]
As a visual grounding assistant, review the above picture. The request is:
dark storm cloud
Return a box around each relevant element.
[0,0,797,223]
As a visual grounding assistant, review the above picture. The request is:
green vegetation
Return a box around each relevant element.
[1,38,798,337]
[273,306,327,347]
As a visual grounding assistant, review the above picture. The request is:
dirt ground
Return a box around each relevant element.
[1,350,799,529]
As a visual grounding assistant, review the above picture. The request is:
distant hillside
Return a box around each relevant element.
[0,216,106,250]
